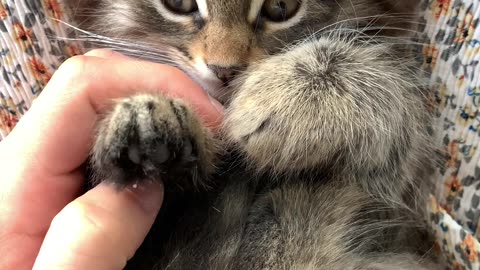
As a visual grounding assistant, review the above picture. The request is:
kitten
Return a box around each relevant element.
[66,0,442,269]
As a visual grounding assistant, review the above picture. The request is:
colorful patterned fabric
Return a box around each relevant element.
[0,0,480,269]
[422,0,480,268]
[0,0,81,139]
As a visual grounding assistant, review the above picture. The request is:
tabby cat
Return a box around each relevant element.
[66,0,442,269]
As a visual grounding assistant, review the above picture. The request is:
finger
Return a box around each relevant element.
[9,55,222,175]
[33,182,163,270]
[4,54,223,182]
[12,56,221,173]
[84,49,130,59]
[0,55,223,256]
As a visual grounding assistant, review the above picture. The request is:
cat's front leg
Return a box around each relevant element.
[90,94,216,189]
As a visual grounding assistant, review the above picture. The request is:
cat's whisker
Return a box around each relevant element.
[64,1,439,267]
[56,33,195,71]
[305,13,427,40]
[332,0,352,23]
[55,19,189,61]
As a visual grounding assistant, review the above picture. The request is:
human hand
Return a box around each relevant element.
[0,49,223,270]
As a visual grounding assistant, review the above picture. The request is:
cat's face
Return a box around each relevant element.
[69,0,419,102]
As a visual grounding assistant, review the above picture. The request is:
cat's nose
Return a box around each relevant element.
[207,64,238,83]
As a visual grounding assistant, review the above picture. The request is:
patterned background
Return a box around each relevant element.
[422,0,480,268]
[0,0,479,269]
[0,0,81,138]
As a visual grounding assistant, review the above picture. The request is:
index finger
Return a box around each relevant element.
[6,54,223,177]
[0,54,223,248]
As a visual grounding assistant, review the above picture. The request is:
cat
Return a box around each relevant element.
[66,0,442,269]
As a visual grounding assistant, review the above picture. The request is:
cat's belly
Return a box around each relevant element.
[127,164,433,270]
[154,177,371,270]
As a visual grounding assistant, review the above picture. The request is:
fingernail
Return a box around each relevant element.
[84,49,129,59]
[127,181,164,214]
[208,95,225,114]
[109,51,131,59]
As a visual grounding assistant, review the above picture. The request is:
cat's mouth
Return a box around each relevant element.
[197,77,230,104]
[182,74,230,105]
[186,62,234,104]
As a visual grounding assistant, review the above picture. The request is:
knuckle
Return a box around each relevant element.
[57,55,91,80]
[84,48,115,57]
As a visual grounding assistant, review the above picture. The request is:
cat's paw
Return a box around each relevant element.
[225,39,419,173]
[90,94,215,189]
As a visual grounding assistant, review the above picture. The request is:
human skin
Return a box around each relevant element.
[0,49,223,270]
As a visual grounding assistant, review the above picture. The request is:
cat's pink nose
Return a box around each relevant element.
[207,64,238,83]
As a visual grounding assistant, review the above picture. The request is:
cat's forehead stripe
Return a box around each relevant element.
[205,0,248,19]
[248,0,265,23]
[197,0,209,18]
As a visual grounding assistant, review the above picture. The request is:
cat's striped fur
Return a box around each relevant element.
[66,0,442,269]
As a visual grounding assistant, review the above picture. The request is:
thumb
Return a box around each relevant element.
[32,182,163,270]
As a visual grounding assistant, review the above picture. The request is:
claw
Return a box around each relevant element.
[182,140,193,158]
[128,144,142,165]
[153,144,170,164]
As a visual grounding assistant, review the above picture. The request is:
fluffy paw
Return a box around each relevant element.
[91,94,214,189]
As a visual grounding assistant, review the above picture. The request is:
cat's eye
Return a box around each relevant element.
[261,0,301,22]
[162,0,198,14]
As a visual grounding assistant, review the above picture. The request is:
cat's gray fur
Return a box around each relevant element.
[66,0,442,269]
